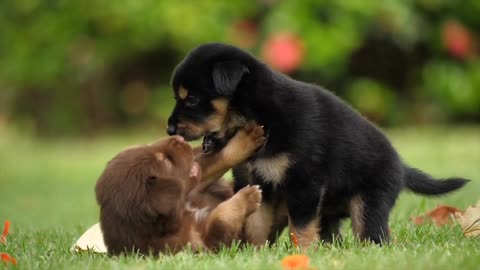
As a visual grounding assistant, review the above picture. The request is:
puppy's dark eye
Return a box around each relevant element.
[185,96,199,108]
[146,176,157,185]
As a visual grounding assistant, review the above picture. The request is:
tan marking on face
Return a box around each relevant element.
[177,121,205,139]
[247,154,294,185]
[213,100,247,135]
[350,194,365,238]
[179,86,188,100]
[178,98,230,139]
[289,217,320,249]
[175,98,248,140]
[244,203,274,246]
[205,98,230,133]
[211,98,229,114]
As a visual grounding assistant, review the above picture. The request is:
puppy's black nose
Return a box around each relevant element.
[167,124,177,135]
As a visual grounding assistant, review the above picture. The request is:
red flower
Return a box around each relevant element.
[442,20,474,59]
[262,32,305,73]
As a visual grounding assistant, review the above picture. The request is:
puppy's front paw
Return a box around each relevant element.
[236,185,262,215]
[244,122,266,150]
[223,123,266,166]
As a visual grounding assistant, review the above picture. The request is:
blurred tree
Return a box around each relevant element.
[0,0,478,135]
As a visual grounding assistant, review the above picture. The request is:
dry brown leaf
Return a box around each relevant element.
[455,203,480,237]
[411,205,462,226]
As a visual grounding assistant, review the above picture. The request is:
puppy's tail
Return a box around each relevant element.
[404,166,469,196]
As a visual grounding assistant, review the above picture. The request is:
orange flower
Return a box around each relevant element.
[281,254,310,270]
[290,233,299,248]
[1,220,17,266]
[1,253,17,266]
[0,220,10,244]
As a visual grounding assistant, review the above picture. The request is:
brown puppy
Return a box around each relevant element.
[95,124,265,255]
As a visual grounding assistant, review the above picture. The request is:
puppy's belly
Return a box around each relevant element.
[321,197,350,218]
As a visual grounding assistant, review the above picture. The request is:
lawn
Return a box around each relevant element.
[0,125,479,270]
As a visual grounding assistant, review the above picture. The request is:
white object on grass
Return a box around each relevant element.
[71,223,107,253]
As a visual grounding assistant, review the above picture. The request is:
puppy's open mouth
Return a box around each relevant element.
[189,162,201,181]
[182,134,203,142]
[201,130,237,154]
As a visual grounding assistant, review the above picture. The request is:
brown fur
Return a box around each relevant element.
[289,217,320,249]
[349,195,365,238]
[96,125,265,255]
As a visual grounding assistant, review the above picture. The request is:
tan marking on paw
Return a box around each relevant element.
[289,218,320,249]
[350,194,365,238]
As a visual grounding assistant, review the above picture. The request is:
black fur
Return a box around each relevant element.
[405,167,470,196]
[212,61,249,96]
[168,43,469,244]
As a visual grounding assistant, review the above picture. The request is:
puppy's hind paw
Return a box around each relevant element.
[237,185,263,215]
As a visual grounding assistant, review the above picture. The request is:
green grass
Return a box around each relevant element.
[0,125,479,270]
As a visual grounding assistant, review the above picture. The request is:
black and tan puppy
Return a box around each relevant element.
[166,43,469,247]
[95,124,265,255]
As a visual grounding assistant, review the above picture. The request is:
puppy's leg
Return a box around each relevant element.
[286,177,322,249]
[350,164,402,244]
[288,217,320,249]
[349,191,396,244]
[319,215,342,244]
[243,202,275,246]
[202,179,234,201]
[203,185,262,250]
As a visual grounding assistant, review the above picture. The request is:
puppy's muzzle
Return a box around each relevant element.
[167,124,177,136]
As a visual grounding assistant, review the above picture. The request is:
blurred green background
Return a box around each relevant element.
[0,0,479,136]
[0,2,479,269]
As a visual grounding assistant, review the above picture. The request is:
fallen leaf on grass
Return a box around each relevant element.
[455,204,480,237]
[411,205,462,226]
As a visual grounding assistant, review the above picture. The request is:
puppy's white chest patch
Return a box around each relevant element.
[185,202,210,222]
[247,153,293,185]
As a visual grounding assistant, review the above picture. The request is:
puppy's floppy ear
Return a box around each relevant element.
[146,177,184,218]
[212,61,249,96]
